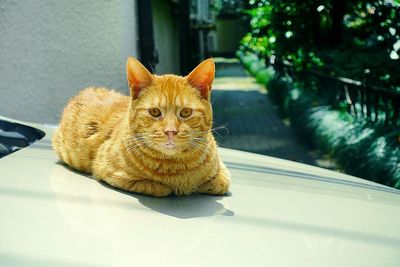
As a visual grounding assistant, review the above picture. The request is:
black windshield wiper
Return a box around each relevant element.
[0,119,44,158]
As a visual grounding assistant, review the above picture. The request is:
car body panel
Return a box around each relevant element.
[1,117,399,267]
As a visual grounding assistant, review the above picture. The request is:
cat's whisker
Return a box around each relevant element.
[189,139,208,150]
[191,140,205,144]
[125,138,144,142]
[215,141,232,149]
[125,134,151,142]
[190,139,205,145]
[211,129,224,138]
[190,138,207,146]
[126,134,151,139]
[125,143,146,153]
[191,134,231,150]
[125,138,147,144]
[126,142,152,155]
[187,123,230,137]
[124,132,153,142]
[188,142,204,153]
[191,145,205,154]
[124,136,152,154]
[191,143,209,155]
[211,124,230,136]
[192,136,206,141]
[125,140,147,146]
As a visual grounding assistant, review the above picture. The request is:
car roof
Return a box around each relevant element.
[1,118,400,267]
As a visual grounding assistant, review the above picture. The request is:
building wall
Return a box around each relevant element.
[215,18,246,56]
[151,0,180,75]
[0,0,138,124]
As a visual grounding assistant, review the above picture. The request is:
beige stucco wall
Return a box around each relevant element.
[0,0,138,124]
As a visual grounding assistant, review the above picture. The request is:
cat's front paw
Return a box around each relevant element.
[198,168,230,195]
[128,179,173,197]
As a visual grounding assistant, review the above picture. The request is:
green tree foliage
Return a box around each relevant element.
[238,1,400,187]
[241,0,400,91]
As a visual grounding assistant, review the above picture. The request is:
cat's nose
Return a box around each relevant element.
[164,130,177,136]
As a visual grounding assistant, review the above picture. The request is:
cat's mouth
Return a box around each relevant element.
[165,133,177,149]
[165,141,176,149]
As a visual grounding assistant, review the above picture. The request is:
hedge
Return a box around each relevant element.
[237,50,400,189]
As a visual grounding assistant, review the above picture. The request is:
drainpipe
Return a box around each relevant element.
[137,0,158,73]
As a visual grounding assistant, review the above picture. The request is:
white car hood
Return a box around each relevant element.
[1,119,399,267]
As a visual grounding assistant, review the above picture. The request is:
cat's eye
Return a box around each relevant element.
[180,108,192,118]
[148,108,161,117]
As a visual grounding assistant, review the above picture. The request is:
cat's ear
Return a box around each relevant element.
[187,58,215,100]
[126,57,153,99]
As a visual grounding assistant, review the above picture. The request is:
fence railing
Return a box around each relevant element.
[271,57,400,127]
[241,45,399,127]
[242,47,400,127]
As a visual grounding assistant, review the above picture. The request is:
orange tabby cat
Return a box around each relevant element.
[52,57,230,197]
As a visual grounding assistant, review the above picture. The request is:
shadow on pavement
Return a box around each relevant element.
[211,89,316,165]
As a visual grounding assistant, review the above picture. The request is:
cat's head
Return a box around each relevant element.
[125,57,214,156]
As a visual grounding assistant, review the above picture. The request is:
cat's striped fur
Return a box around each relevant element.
[52,58,230,197]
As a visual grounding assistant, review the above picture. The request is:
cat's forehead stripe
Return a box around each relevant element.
[142,77,199,108]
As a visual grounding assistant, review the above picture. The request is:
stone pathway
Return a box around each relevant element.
[211,58,318,166]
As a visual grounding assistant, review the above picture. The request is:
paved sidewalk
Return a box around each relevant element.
[211,58,317,166]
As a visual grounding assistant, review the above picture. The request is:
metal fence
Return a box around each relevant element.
[268,55,400,127]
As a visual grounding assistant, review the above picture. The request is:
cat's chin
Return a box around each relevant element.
[165,143,176,149]
[155,144,179,156]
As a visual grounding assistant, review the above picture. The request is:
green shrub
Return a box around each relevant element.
[237,48,400,188]
[240,53,259,69]
[248,60,266,76]
[306,107,349,152]
[364,131,400,187]
[304,106,400,188]
[334,122,377,176]
[261,64,400,188]
[286,88,314,139]
[235,50,244,60]
[255,67,275,85]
